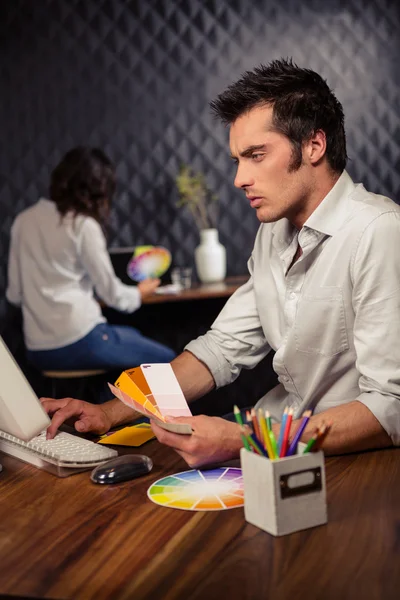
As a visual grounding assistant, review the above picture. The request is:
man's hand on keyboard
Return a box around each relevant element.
[41,398,112,439]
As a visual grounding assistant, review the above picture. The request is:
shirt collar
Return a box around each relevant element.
[303,170,356,236]
[272,170,356,242]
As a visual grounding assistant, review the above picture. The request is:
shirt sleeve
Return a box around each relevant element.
[79,218,141,313]
[6,218,22,307]
[352,210,400,445]
[184,254,271,388]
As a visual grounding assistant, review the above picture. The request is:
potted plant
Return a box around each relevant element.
[175,164,226,283]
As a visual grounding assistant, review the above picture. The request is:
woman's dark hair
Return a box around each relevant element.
[50,147,116,225]
[210,58,347,173]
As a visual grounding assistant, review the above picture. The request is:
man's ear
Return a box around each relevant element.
[305,129,327,165]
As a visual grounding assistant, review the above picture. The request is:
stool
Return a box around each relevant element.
[42,369,107,400]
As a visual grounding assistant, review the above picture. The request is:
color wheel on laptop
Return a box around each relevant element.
[147,467,244,511]
[127,247,171,282]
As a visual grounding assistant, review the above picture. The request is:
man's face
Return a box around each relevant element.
[229,105,313,227]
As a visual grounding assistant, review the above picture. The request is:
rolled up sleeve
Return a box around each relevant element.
[185,258,270,388]
[352,211,400,445]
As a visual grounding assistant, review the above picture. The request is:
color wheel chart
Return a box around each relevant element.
[127,247,171,282]
[147,467,244,511]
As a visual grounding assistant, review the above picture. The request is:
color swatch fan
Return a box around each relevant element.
[127,247,171,282]
[148,467,244,511]
[109,364,193,435]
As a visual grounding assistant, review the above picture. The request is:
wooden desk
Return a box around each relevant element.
[0,444,399,599]
[142,275,248,305]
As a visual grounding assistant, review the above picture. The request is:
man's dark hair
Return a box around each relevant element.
[50,147,116,225]
[210,58,347,173]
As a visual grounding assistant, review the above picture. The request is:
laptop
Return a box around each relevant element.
[109,246,136,285]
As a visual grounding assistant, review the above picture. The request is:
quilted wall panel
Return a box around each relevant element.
[0,0,399,330]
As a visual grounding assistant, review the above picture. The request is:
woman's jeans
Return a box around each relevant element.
[26,323,176,371]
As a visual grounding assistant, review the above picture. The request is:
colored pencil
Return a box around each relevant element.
[277,407,288,455]
[234,405,250,451]
[303,433,318,454]
[265,410,279,458]
[249,433,268,457]
[258,409,274,459]
[245,411,254,436]
[303,423,331,453]
[251,408,263,445]
[265,410,272,431]
[240,426,265,456]
[240,426,256,453]
[269,428,279,459]
[279,408,293,458]
[286,410,312,456]
[258,408,268,445]
[233,405,244,426]
[314,423,331,451]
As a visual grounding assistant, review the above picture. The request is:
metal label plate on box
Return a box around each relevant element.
[280,466,322,499]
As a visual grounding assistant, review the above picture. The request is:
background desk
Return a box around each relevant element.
[102,276,250,351]
[142,276,249,304]
[0,444,399,599]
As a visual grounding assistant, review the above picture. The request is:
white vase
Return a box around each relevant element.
[195,228,226,283]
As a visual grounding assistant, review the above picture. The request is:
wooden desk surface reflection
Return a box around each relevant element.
[0,444,399,600]
[143,275,248,304]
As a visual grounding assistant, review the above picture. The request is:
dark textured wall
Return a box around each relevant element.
[1,0,399,332]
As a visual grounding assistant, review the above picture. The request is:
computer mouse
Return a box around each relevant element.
[90,454,153,485]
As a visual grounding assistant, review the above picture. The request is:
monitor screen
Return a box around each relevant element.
[0,337,50,441]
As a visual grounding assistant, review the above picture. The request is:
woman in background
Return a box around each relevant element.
[6,147,176,372]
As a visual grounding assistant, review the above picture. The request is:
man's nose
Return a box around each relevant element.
[234,163,253,189]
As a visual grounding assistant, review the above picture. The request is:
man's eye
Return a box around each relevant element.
[251,153,264,161]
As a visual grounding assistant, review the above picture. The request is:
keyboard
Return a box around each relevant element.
[0,429,118,477]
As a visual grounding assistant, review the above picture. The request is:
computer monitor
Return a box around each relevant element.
[0,336,50,447]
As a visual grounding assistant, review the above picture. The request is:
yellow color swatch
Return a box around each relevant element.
[126,367,152,397]
[98,423,155,447]
[115,370,162,419]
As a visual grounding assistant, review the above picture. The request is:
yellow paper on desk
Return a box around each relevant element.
[98,423,155,447]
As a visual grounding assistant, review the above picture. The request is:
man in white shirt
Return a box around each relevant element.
[43,59,400,466]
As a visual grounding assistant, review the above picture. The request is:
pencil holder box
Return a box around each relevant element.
[240,444,327,536]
